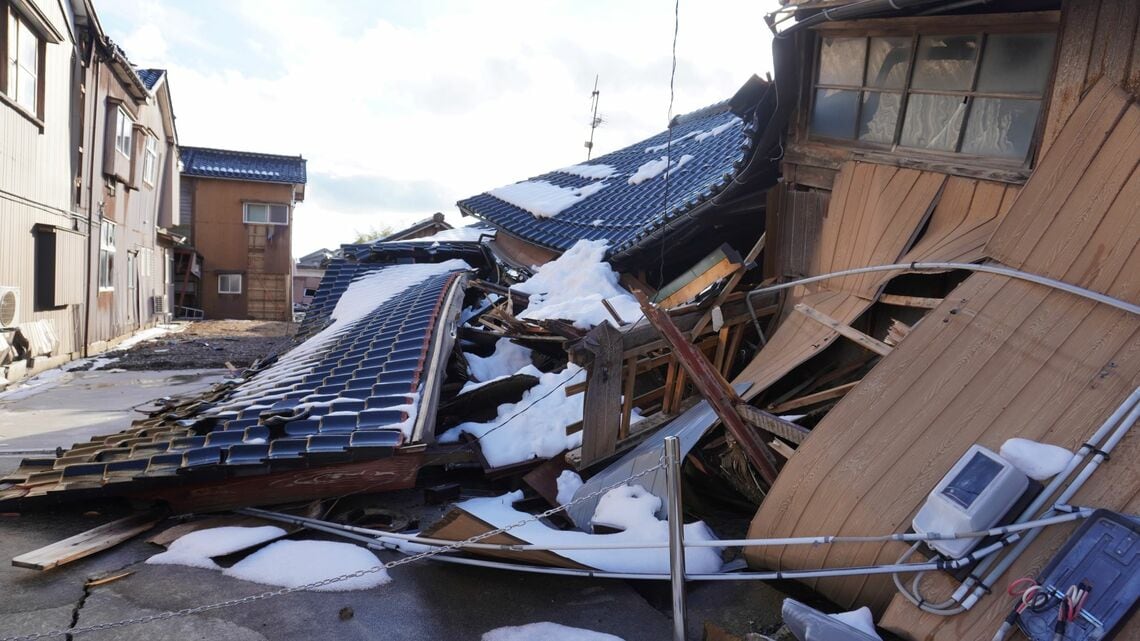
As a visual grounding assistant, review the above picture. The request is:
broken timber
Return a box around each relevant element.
[691,233,766,338]
[13,508,166,571]
[767,381,860,414]
[631,289,780,486]
[569,322,625,466]
[792,303,892,356]
[734,405,811,445]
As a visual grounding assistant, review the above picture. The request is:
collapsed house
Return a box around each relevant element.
[3,1,1140,640]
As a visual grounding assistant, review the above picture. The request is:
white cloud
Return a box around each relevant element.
[97,0,779,255]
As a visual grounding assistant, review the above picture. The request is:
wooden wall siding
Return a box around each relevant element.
[898,177,1020,266]
[747,79,1140,639]
[1041,0,1140,156]
[764,183,831,282]
[809,162,944,299]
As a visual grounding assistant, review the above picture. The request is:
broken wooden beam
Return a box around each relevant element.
[793,303,892,356]
[879,293,943,309]
[691,233,766,337]
[13,508,166,571]
[734,404,811,445]
[570,322,625,467]
[767,381,860,414]
[631,289,780,486]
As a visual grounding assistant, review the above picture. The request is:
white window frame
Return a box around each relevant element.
[142,134,158,185]
[6,7,41,114]
[115,107,133,158]
[218,273,242,295]
[242,202,289,226]
[98,220,116,291]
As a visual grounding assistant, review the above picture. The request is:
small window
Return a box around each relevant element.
[98,220,116,290]
[218,274,242,294]
[142,134,158,185]
[5,7,41,114]
[303,287,318,298]
[243,203,289,225]
[115,107,133,157]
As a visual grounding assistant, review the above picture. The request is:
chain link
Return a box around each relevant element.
[3,452,670,641]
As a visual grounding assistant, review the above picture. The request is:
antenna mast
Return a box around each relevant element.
[584,75,601,160]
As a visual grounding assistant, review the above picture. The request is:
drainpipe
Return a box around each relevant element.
[81,43,102,358]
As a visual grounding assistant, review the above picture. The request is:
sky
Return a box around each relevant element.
[97,0,780,257]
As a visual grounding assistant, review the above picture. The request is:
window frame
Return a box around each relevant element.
[218,273,243,295]
[805,16,1059,169]
[98,219,116,291]
[1,3,47,124]
[242,202,290,226]
[115,107,133,158]
[142,133,159,186]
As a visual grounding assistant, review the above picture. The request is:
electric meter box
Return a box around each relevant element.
[912,444,1028,559]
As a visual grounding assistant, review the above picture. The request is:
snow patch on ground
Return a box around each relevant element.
[482,622,624,641]
[512,239,642,329]
[146,526,286,570]
[829,607,881,639]
[489,180,608,219]
[439,365,585,467]
[466,339,533,383]
[457,487,723,574]
[556,164,619,180]
[1000,438,1074,481]
[223,540,390,591]
[556,470,584,505]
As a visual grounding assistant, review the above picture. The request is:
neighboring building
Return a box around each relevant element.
[179,146,306,321]
[0,0,178,383]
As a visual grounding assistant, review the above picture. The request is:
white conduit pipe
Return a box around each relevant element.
[744,262,1140,317]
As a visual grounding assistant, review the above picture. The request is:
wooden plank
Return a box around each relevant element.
[768,439,796,460]
[13,509,165,571]
[735,404,811,445]
[767,381,860,414]
[692,233,766,337]
[878,294,943,309]
[793,303,892,357]
[574,322,624,467]
[619,356,636,439]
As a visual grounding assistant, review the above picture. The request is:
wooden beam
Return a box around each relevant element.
[572,322,625,467]
[691,233,766,337]
[793,303,893,357]
[769,439,796,460]
[631,289,780,486]
[13,509,166,571]
[735,404,811,445]
[767,381,861,414]
[879,294,944,309]
[620,355,636,440]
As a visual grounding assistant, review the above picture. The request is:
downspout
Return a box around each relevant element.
[82,45,102,357]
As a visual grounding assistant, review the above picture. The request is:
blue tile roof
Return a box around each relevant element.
[136,68,164,91]
[180,146,308,185]
[457,99,758,260]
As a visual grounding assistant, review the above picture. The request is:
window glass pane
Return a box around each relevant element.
[976,33,1056,95]
[858,91,900,143]
[961,98,1041,158]
[269,205,288,224]
[865,37,912,89]
[818,37,867,86]
[811,88,859,139]
[18,21,36,68]
[18,69,36,110]
[900,94,967,150]
[912,34,980,91]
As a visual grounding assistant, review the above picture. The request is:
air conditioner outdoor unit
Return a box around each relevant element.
[152,294,167,314]
[0,287,19,329]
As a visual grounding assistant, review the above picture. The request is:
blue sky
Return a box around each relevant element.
[97,0,778,255]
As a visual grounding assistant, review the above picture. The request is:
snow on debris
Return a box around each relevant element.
[556,470,584,505]
[439,364,585,467]
[466,339,533,383]
[512,239,642,329]
[1000,438,1074,481]
[456,486,724,574]
[829,607,882,640]
[693,117,742,142]
[146,526,286,570]
[223,540,390,591]
[482,622,624,641]
[556,164,619,180]
[489,180,608,219]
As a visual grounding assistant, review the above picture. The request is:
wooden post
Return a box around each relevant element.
[571,322,624,467]
[631,289,780,486]
[620,356,637,439]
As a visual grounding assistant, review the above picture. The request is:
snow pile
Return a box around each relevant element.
[466,339,533,382]
[489,180,608,219]
[1000,438,1074,481]
[829,607,882,640]
[627,157,672,185]
[223,540,389,591]
[456,487,724,573]
[556,470,584,505]
[665,154,694,177]
[512,239,642,329]
[146,526,286,570]
[693,118,742,142]
[439,365,586,467]
[482,622,624,641]
[557,164,619,180]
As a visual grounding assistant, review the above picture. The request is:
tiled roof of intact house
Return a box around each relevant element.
[180,146,308,185]
[136,68,164,90]
[457,77,774,262]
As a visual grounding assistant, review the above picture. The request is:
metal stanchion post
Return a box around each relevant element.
[665,436,687,641]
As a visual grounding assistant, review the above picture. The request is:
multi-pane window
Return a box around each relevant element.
[242,203,289,225]
[810,31,1056,162]
[98,220,116,290]
[218,274,242,294]
[142,134,158,185]
[5,6,41,113]
[115,107,133,157]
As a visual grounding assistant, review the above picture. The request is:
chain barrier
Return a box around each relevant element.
[2,452,670,641]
